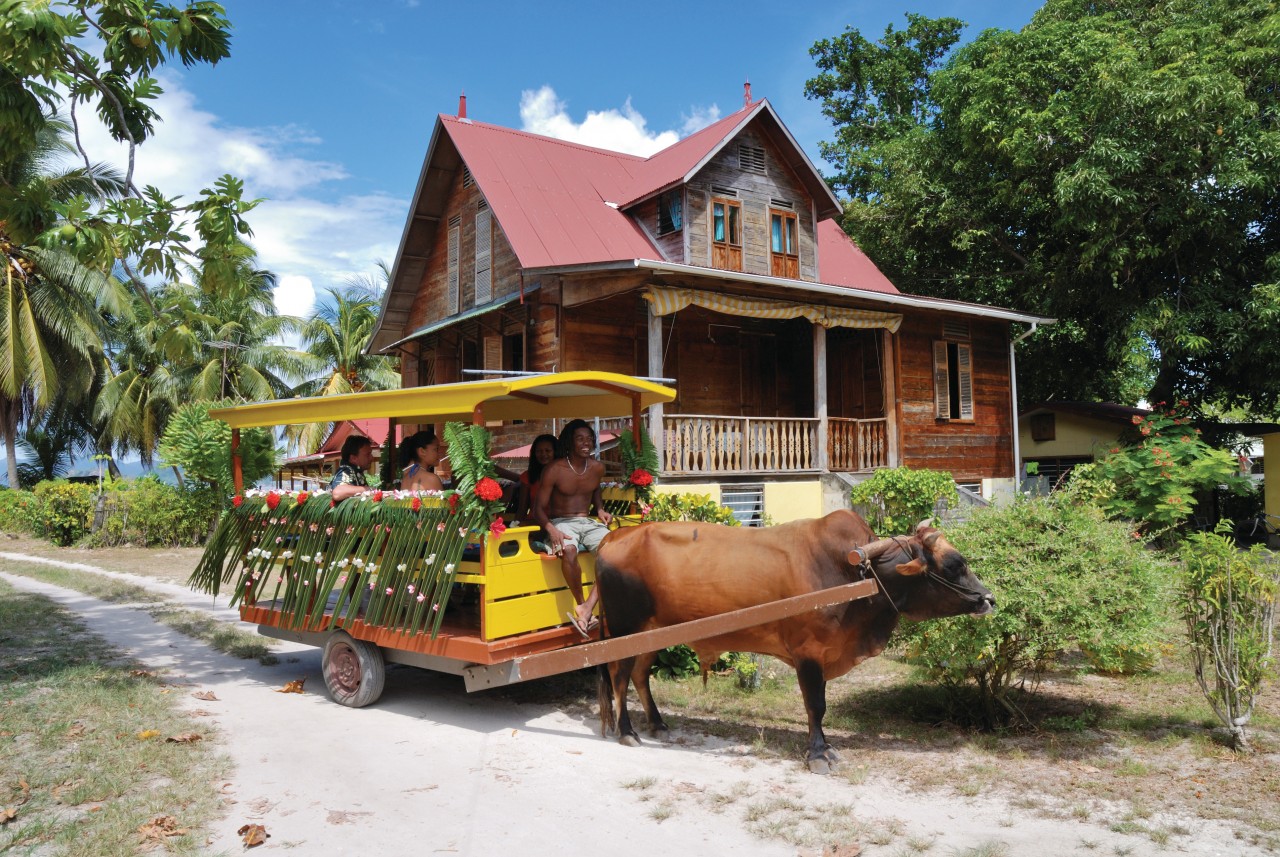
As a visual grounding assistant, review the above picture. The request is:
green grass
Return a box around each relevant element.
[0,560,162,603]
[147,606,276,664]
[0,579,228,856]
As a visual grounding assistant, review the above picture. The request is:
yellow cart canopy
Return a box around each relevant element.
[208,371,677,429]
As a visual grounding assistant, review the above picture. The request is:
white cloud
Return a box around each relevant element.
[519,85,719,157]
[65,72,401,319]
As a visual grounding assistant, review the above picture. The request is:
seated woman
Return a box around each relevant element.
[514,434,558,524]
[400,429,444,492]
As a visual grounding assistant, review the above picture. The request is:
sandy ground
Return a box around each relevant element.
[0,552,1267,857]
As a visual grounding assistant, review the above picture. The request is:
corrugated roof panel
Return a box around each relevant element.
[816,220,899,295]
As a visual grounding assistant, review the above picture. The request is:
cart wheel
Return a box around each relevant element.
[322,631,385,708]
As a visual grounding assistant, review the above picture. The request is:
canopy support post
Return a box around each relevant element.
[647,303,665,464]
[813,324,828,472]
[231,429,243,495]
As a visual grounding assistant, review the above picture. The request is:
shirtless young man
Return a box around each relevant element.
[533,419,613,638]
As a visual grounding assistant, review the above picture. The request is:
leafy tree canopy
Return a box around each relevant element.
[806,0,1280,415]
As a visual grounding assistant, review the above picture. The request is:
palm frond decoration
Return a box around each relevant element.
[618,428,659,504]
[190,489,483,638]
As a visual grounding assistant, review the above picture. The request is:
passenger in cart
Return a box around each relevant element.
[533,419,613,638]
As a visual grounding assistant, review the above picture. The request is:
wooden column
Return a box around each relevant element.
[813,324,828,472]
[231,428,243,495]
[647,303,665,464]
[882,329,900,467]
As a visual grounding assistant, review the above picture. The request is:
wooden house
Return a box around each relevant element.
[370,90,1052,522]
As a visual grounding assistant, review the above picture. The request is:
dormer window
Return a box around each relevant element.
[657,189,683,235]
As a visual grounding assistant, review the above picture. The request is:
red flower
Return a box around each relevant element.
[266,491,281,511]
[1140,426,1151,436]
[232,495,243,508]
[295,491,309,505]
[372,490,384,502]
[411,496,422,512]
[489,516,507,538]
[1131,415,1143,425]
[475,477,503,502]
[448,493,460,514]
[628,468,654,487]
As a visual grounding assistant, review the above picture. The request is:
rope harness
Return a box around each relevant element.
[855,536,990,615]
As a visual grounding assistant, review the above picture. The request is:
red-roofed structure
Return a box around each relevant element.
[371,91,1052,518]
[276,419,405,490]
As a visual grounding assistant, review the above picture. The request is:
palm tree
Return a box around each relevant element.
[285,267,400,455]
[0,116,125,487]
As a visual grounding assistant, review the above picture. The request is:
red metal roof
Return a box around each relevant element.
[439,102,896,292]
[816,220,899,294]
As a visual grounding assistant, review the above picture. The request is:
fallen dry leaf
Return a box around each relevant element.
[136,729,161,740]
[189,709,214,717]
[823,845,862,857]
[15,779,30,805]
[131,669,156,679]
[0,807,17,826]
[137,814,188,846]
[192,691,218,701]
[276,679,305,694]
[238,823,269,847]
[66,723,85,738]
[166,733,202,744]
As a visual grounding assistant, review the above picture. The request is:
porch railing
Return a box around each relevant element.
[827,417,889,472]
[661,414,888,476]
[663,415,818,475]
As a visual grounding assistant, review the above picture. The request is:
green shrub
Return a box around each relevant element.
[88,478,222,547]
[1179,528,1279,750]
[0,488,40,535]
[32,480,95,546]
[644,491,741,526]
[1071,404,1250,540]
[158,401,275,497]
[895,495,1174,729]
[848,467,958,536]
[643,492,740,679]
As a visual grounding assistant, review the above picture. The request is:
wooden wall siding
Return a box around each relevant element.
[664,307,812,418]
[895,312,1013,480]
[632,195,682,262]
[685,127,816,280]
[404,168,520,334]
[561,292,646,375]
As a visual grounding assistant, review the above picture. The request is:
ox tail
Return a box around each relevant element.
[597,664,615,737]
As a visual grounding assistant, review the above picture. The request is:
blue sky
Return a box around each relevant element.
[74,0,1045,322]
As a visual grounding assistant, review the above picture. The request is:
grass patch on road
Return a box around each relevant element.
[0,560,275,665]
[0,578,227,856]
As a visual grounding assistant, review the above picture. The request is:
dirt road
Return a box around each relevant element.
[0,556,1263,857]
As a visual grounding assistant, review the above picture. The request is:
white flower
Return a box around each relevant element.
[282,551,294,559]
[353,558,365,568]
[301,555,311,563]
[426,554,436,566]
[366,564,377,574]
[338,558,349,568]
[445,563,456,574]
[314,553,323,562]
[396,563,407,572]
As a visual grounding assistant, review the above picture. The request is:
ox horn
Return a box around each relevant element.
[847,537,900,566]
[915,518,934,532]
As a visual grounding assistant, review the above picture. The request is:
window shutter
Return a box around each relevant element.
[956,343,974,420]
[446,219,460,314]
[474,207,492,304]
[933,341,951,419]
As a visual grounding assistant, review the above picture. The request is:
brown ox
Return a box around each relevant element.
[595,510,994,772]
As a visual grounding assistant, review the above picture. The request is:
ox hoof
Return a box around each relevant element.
[806,757,835,775]
[619,734,642,748]
[649,726,670,742]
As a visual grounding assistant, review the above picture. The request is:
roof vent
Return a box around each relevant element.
[711,185,738,197]
[462,166,474,188]
[943,319,971,340]
[770,198,793,210]
[739,144,766,175]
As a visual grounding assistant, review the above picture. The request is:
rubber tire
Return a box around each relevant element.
[321,631,386,708]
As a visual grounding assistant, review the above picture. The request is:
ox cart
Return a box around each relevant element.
[190,371,879,707]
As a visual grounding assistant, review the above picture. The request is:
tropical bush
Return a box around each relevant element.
[88,478,222,547]
[0,488,40,535]
[848,466,958,535]
[31,480,95,546]
[643,492,741,526]
[896,495,1174,729]
[1070,404,1249,540]
[1179,528,1279,750]
[158,401,276,497]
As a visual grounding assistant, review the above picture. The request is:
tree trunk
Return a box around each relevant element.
[171,465,184,489]
[0,397,19,489]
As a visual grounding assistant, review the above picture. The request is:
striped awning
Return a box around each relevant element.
[644,286,902,332]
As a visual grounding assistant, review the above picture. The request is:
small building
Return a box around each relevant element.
[276,418,403,490]
[1018,402,1151,486]
[370,89,1052,522]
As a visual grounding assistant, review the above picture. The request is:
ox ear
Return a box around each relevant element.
[921,530,940,550]
[895,558,928,576]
